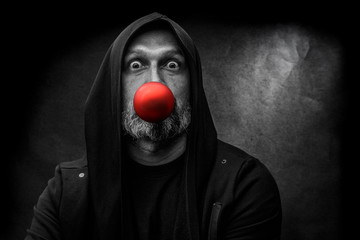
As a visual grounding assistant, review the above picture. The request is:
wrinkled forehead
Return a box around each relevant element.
[124,21,185,57]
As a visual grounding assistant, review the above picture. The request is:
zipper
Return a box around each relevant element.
[208,202,222,240]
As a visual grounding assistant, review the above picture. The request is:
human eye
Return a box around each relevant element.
[129,60,144,70]
[164,60,180,71]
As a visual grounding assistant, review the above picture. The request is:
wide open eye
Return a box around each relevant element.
[165,61,180,70]
[129,61,143,70]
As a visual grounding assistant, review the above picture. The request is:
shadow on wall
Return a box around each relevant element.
[11,19,343,240]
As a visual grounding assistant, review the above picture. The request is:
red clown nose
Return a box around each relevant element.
[133,82,175,123]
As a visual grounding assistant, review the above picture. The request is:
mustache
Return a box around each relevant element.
[121,99,191,142]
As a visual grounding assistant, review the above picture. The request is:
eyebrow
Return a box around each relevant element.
[124,47,185,61]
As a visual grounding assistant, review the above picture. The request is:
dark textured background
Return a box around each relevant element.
[3,4,356,240]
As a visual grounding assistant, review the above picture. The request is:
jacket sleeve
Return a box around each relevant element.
[223,158,282,240]
[25,165,63,240]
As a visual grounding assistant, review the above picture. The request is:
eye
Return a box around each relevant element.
[165,61,180,70]
[129,61,143,70]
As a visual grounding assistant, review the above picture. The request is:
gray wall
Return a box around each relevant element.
[187,21,343,239]
[7,16,347,240]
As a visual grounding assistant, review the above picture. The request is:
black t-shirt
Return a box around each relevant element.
[124,154,186,240]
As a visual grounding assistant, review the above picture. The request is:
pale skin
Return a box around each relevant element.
[121,28,190,166]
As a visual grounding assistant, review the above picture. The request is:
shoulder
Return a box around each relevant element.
[57,157,88,178]
[39,158,91,234]
[207,139,280,203]
[216,139,255,163]
[212,140,282,238]
[214,139,270,178]
[216,139,279,191]
[55,158,89,199]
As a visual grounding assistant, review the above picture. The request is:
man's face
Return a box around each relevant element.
[121,27,191,141]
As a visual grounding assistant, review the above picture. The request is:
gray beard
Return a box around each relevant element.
[122,99,191,142]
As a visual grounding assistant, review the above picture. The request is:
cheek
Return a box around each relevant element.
[121,75,144,104]
[167,75,190,104]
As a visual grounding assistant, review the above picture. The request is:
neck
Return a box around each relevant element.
[125,133,187,166]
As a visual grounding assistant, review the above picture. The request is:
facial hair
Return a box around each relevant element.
[122,99,191,142]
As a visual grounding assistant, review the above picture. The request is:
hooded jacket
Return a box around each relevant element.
[25,13,282,240]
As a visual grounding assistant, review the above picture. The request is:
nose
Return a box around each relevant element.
[133,82,175,123]
[149,66,162,83]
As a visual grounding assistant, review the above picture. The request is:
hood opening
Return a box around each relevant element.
[84,12,217,240]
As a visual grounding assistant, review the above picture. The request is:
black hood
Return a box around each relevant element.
[84,12,217,239]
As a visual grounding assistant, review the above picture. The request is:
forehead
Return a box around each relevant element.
[125,28,181,53]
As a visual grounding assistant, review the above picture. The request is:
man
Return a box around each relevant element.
[25,12,282,240]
